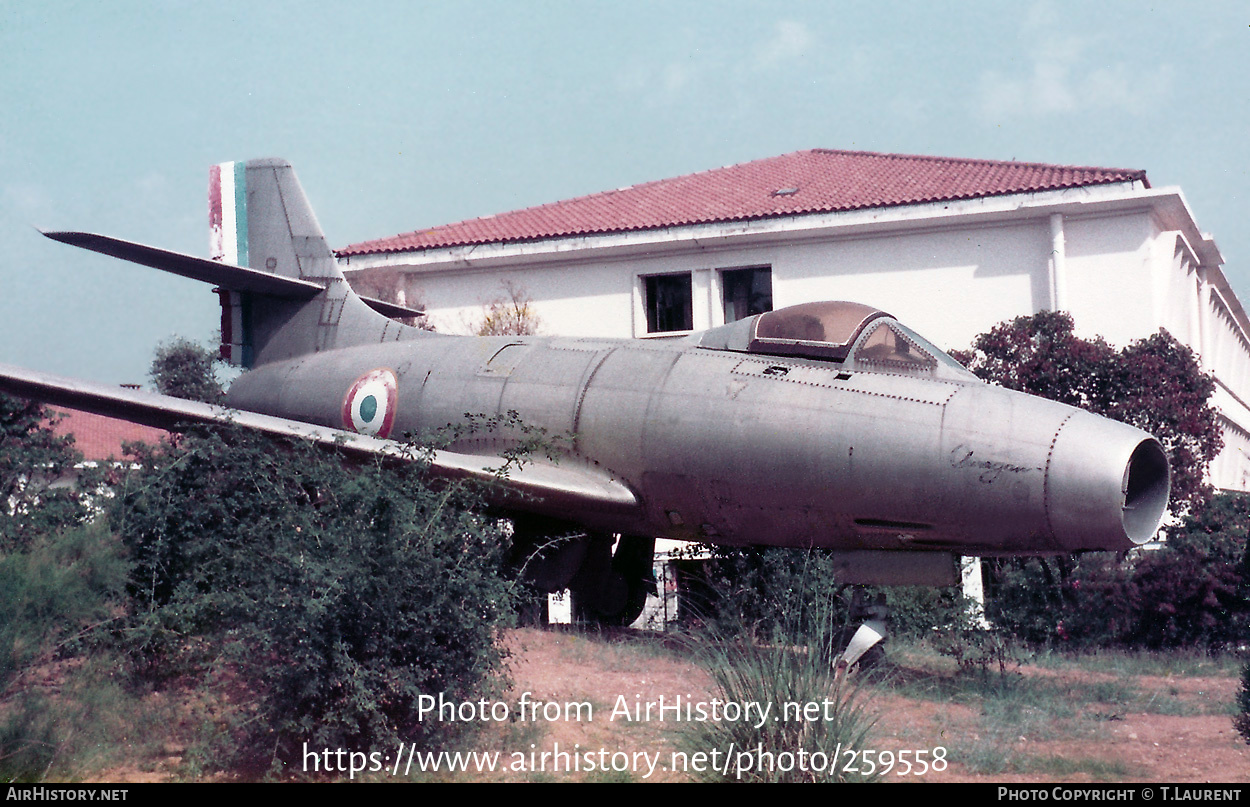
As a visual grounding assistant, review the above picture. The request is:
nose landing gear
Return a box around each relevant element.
[835,589,888,674]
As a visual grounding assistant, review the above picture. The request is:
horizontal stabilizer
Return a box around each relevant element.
[0,363,637,513]
[357,295,425,320]
[42,231,325,297]
[42,230,424,319]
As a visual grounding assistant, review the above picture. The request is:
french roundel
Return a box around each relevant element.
[341,368,398,438]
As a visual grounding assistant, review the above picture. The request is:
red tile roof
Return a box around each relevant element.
[49,408,169,461]
[339,149,1149,256]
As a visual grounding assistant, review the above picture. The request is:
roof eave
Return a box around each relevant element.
[337,173,1151,259]
[339,180,1168,274]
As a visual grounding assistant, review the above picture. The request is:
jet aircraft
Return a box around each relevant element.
[0,159,1171,627]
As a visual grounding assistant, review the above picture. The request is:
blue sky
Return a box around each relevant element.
[2,1,1246,383]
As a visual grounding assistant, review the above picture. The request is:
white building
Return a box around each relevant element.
[338,149,1250,493]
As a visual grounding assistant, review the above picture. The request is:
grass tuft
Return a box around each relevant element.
[681,592,882,783]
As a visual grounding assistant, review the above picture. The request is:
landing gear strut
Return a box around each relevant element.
[510,517,655,627]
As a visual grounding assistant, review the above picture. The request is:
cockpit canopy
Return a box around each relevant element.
[751,301,886,361]
[695,300,975,379]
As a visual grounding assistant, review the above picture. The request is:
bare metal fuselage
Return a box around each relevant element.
[228,325,1169,559]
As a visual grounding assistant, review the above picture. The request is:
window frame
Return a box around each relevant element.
[720,266,773,324]
[641,272,695,335]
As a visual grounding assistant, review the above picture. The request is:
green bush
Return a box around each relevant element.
[112,427,517,775]
[149,336,226,404]
[687,545,966,648]
[0,523,128,687]
[0,395,136,782]
[1235,661,1250,745]
[688,546,850,641]
[0,522,131,781]
[880,586,966,640]
[986,493,1250,652]
[986,555,1137,649]
[930,608,1027,681]
[1237,495,1250,745]
[1129,493,1250,650]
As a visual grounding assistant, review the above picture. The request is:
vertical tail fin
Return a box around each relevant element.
[208,159,418,368]
[210,161,250,364]
[209,161,248,267]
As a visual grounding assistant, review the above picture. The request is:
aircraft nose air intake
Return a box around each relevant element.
[1044,412,1170,551]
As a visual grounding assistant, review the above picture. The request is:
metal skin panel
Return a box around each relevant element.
[632,350,956,548]
[938,384,1062,552]
[575,344,683,478]
[226,322,1168,555]
[13,157,1173,590]
[499,343,606,439]
[227,160,422,368]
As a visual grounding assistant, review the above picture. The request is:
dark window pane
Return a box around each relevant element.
[645,274,693,333]
[722,267,773,323]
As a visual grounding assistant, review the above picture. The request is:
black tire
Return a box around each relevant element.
[578,571,649,627]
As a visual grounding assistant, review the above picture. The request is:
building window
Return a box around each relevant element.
[645,273,694,333]
[722,267,773,323]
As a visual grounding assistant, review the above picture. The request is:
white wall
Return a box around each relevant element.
[1210,415,1250,493]
[397,218,1056,354]
[775,221,1049,353]
[405,260,633,336]
[1063,212,1157,347]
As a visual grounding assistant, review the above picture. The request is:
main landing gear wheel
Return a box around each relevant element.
[573,535,656,627]
[510,519,657,628]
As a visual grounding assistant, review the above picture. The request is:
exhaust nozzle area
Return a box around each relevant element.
[1122,438,1171,545]
[1046,412,1170,552]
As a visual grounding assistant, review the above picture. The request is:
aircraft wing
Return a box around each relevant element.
[41,231,424,319]
[0,363,638,513]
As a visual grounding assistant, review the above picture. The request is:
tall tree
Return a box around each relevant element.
[149,337,226,404]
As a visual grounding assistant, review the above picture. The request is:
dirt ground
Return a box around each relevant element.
[492,628,1248,783]
[87,627,1248,782]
